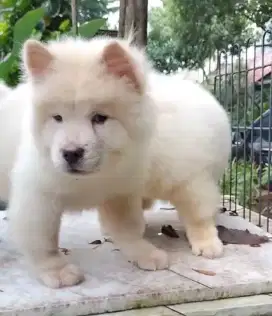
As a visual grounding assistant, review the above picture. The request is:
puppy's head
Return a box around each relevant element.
[22,37,155,175]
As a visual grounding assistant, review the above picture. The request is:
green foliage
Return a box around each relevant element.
[77,0,118,24]
[171,0,252,66]
[147,0,271,73]
[0,8,45,80]
[234,0,272,32]
[221,160,270,208]
[0,0,111,85]
[211,56,272,128]
[146,7,184,73]
[74,18,106,38]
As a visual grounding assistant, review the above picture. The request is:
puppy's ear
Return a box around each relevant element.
[23,39,54,78]
[102,41,143,94]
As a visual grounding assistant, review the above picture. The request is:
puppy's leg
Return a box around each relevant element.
[171,175,223,259]
[142,198,154,210]
[8,188,84,288]
[99,197,154,239]
[99,195,169,270]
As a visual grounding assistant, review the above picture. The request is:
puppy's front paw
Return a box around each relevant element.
[185,221,223,259]
[134,248,169,271]
[40,263,84,288]
[191,236,223,259]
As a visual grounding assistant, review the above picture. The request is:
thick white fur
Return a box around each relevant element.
[3,37,172,288]
[100,72,231,260]
[0,37,231,289]
[146,73,231,257]
[0,81,11,100]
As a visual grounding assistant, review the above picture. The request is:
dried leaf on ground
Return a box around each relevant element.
[0,200,7,210]
[160,207,176,210]
[220,207,227,213]
[192,268,216,276]
[217,225,270,246]
[161,225,180,238]
[89,239,102,245]
[250,244,261,247]
[59,248,70,255]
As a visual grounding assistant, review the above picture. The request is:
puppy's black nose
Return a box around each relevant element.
[62,148,84,165]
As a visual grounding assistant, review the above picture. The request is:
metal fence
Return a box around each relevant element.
[213,30,272,232]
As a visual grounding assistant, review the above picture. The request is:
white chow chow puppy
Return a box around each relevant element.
[0,35,231,289]
[5,37,170,288]
[99,72,231,261]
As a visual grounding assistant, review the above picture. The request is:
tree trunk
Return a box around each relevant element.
[71,0,78,36]
[118,0,148,47]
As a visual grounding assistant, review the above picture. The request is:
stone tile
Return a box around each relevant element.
[0,211,203,316]
[92,306,181,316]
[168,295,272,316]
[221,196,272,234]
[1,205,272,315]
[144,207,272,299]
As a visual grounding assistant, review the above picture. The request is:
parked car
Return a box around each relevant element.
[232,108,272,164]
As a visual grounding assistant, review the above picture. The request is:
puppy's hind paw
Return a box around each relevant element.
[135,248,169,271]
[40,263,84,288]
[191,236,223,259]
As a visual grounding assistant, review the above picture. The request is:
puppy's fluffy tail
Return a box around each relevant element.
[0,81,11,102]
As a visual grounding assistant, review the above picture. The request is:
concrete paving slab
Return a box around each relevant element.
[0,210,203,316]
[92,306,181,316]
[1,203,272,315]
[145,207,272,299]
[168,294,272,316]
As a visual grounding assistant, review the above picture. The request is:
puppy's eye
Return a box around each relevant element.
[91,113,108,125]
[52,115,63,123]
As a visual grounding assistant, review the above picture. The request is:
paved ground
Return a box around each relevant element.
[98,294,272,316]
[222,196,272,234]
[1,202,272,315]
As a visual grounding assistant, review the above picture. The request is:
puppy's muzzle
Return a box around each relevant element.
[62,147,84,168]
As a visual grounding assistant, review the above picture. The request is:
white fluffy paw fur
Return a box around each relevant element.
[39,264,84,289]
[134,248,169,271]
[190,235,223,259]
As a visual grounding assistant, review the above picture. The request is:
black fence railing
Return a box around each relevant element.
[213,30,272,232]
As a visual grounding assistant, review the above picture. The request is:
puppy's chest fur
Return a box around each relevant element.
[35,155,147,210]
[60,175,142,210]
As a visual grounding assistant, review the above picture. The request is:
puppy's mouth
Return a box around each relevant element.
[66,167,89,175]
[65,162,101,175]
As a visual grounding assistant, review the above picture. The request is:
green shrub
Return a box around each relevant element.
[221,159,270,208]
[0,7,106,85]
